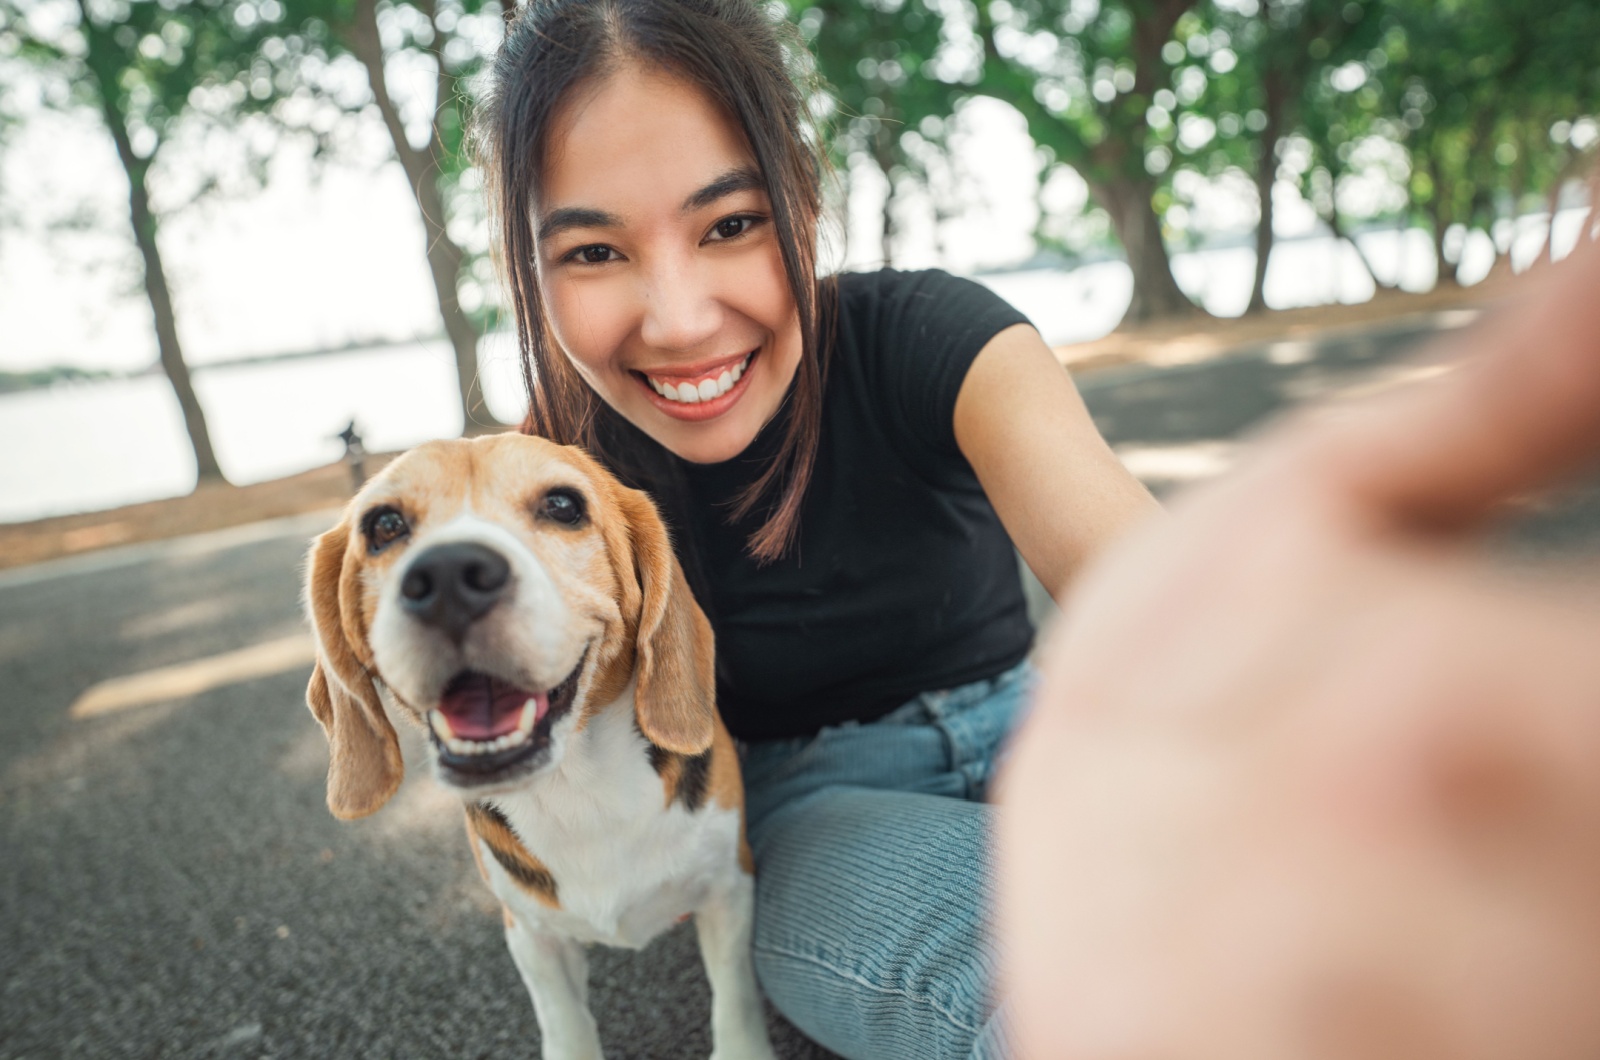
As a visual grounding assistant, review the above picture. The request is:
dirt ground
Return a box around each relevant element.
[0,281,1505,572]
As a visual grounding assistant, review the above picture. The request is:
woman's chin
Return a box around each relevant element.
[651,416,764,465]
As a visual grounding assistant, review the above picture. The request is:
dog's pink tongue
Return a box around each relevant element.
[438,674,545,740]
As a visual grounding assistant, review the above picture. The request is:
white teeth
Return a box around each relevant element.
[429,702,537,758]
[648,352,753,404]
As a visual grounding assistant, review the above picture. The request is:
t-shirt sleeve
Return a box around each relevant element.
[851,268,1034,476]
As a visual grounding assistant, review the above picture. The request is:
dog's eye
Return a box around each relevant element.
[539,489,586,526]
[363,506,411,552]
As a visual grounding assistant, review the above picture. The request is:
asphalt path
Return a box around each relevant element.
[6,310,1599,1059]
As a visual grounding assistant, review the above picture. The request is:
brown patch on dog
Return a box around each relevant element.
[465,811,492,886]
[738,832,754,875]
[584,625,638,719]
[705,722,755,874]
[705,722,743,812]
[465,802,561,909]
[594,482,716,757]
[305,520,403,820]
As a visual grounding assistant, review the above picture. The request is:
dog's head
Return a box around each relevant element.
[303,434,714,819]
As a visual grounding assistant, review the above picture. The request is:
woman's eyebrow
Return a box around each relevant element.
[537,168,762,242]
[682,167,763,213]
[538,206,621,242]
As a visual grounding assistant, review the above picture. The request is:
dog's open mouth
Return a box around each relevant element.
[426,658,583,784]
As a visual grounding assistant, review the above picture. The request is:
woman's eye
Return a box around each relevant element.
[566,244,617,264]
[539,489,586,526]
[363,507,410,552]
[708,216,757,241]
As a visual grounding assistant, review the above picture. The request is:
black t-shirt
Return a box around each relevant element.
[660,268,1036,741]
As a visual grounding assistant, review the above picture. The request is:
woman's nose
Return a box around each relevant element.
[637,256,723,352]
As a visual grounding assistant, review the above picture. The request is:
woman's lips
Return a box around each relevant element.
[636,348,759,422]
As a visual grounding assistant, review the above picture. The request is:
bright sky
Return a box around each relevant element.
[0,102,444,372]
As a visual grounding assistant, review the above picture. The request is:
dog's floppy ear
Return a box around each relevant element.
[304,519,403,820]
[609,486,716,756]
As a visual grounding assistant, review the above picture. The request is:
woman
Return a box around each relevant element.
[477,1,1157,1056]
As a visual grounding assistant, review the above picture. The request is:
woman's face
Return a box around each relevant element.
[535,64,804,465]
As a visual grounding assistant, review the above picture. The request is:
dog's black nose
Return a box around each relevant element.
[400,542,511,641]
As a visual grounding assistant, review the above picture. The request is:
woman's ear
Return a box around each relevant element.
[304,520,404,820]
[611,486,716,756]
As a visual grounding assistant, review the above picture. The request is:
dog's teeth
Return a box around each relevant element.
[434,697,553,760]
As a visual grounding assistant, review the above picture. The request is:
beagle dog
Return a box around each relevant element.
[302,433,777,1060]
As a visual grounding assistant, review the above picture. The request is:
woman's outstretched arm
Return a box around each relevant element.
[954,322,1162,597]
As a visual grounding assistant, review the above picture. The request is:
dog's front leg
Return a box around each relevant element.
[504,915,603,1060]
[695,873,779,1060]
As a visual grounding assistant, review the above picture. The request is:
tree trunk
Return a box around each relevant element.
[1248,145,1275,313]
[349,0,501,433]
[1327,209,1391,291]
[1432,215,1460,287]
[84,21,226,485]
[1542,172,1565,266]
[873,123,896,268]
[1247,73,1285,315]
[1589,159,1600,242]
[1425,158,1460,288]
[1091,175,1200,325]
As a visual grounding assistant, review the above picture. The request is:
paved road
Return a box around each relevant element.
[5,310,1598,1059]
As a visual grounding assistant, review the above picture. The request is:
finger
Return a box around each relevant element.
[1310,239,1600,531]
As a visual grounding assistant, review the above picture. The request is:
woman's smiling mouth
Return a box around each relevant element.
[635,348,759,421]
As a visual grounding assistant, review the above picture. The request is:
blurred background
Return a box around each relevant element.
[1,0,1597,525]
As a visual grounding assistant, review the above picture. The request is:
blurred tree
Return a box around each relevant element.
[271,0,506,432]
[791,0,954,265]
[1375,0,1600,286]
[968,0,1205,324]
[1290,30,1399,292]
[1213,0,1383,311]
[0,0,285,485]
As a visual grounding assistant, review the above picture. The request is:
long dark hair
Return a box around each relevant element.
[477,0,833,563]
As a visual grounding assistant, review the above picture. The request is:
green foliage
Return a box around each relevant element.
[2,0,287,184]
[802,0,1600,306]
[1378,0,1600,259]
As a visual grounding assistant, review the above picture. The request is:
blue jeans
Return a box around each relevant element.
[739,660,1035,1060]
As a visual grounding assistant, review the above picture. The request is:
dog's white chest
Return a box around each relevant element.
[475,705,745,948]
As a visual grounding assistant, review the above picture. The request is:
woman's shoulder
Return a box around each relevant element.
[829,267,1029,358]
[824,267,1033,468]
[833,266,989,312]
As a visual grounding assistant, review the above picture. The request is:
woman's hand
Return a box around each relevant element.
[996,242,1600,1060]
